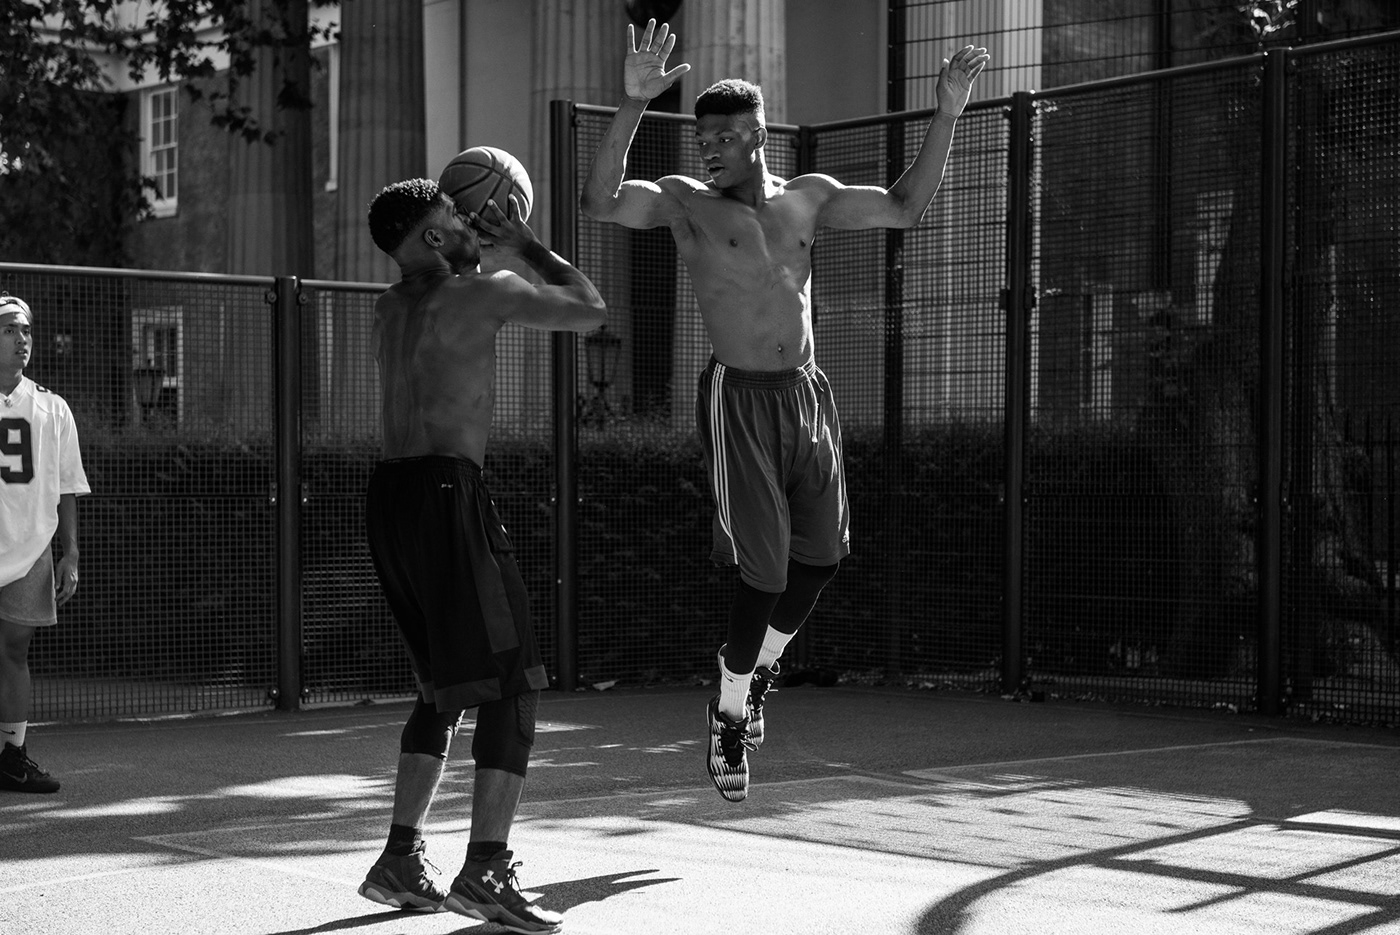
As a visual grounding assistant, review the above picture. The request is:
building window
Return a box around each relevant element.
[1193,191,1234,325]
[1083,290,1113,419]
[143,86,179,217]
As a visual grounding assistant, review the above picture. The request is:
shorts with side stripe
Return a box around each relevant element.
[696,357,850,593]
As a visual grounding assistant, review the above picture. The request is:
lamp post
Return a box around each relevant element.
[133,363,163,425]
[583,325,622,426]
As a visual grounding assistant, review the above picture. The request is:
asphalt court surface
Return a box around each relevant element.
[2,685,1398,934]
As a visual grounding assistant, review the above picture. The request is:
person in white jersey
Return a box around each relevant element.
[0,293,90,794]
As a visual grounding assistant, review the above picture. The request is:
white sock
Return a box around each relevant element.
[0,721,26,749]
[718,661,754,722]
[756,628,795,670]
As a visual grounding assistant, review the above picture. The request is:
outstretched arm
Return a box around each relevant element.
[817,45,990,231]
[474,196,606,332]
[580,19,691,229]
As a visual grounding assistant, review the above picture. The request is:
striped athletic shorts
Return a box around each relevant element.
[696,357,850,593]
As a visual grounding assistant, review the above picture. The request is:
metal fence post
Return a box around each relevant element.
[1002,92,1034,695]
[273,276,304,711]
[551,99,580,693]
[793,122,817,671]
[1257,51,1287,715]
[882,42,909,678]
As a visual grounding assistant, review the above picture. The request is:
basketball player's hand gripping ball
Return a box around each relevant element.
[470,195,534,254]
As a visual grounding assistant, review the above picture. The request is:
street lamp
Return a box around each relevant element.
[583,326,622,426]
[133,363,163,424]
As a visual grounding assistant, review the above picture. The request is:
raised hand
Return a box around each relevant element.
[935,45,990,118]
[625,18,690,102]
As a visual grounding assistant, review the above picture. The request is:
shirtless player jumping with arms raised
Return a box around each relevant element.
[582,20,987,802]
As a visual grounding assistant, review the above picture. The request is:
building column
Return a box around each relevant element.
[680,0,786,122]
[226,0,314,277]
[333,0,426,284]
[531,0,626,249]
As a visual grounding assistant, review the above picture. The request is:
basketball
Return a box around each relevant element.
[438,146,534,223]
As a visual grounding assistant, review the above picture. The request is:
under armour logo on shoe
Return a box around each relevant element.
[481,869,505,894]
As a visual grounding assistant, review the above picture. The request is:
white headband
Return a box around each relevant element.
[0,295,32,323]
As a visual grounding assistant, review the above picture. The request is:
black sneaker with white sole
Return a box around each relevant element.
[359,839,447,912]
[445,850,562,934]
[0,742,60,794]
[748,662,780,747]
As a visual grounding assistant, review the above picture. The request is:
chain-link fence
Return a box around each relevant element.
[2,268,278,719]
[4,29,1398,724]
[563,30,1400,720]
[1281,36,1400,720]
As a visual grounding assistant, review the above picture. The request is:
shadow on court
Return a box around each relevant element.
[2,685,1397,934]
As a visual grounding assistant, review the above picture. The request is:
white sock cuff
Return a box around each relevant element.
[756,628,795,669]
[718,662,753,720]
[0,721,27,748]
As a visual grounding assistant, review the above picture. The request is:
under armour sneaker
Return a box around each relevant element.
[748,662,780,747]
[706,694,754,802]
[444,850,563,934]
[0,742,60,794]
[358,840,447,912]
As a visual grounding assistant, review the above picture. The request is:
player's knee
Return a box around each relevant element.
[470,691,538,777]
[400,696,464,760]
[791,559,839,590]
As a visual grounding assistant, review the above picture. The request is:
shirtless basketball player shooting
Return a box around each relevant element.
[582,20,988,802]
[359,180,603,933]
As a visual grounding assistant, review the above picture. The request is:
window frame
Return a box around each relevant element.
[141,85,180,218]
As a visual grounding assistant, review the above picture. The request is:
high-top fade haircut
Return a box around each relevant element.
[368,178,445,255]
[695,79,765,126]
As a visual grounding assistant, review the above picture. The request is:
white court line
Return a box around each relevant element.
[0,865,155,895]
[130,836,353,886]
[0,837,356,895]
[900,735,1381,778]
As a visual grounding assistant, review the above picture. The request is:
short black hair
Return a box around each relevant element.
[368,179,445,255]
[695,79,765,124]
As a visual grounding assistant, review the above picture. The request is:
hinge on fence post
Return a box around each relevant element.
[268,481,277,506]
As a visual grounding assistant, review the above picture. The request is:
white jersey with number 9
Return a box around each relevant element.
[0,376,91,588]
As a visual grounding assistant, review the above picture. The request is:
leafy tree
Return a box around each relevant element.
[0,0,334,266]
